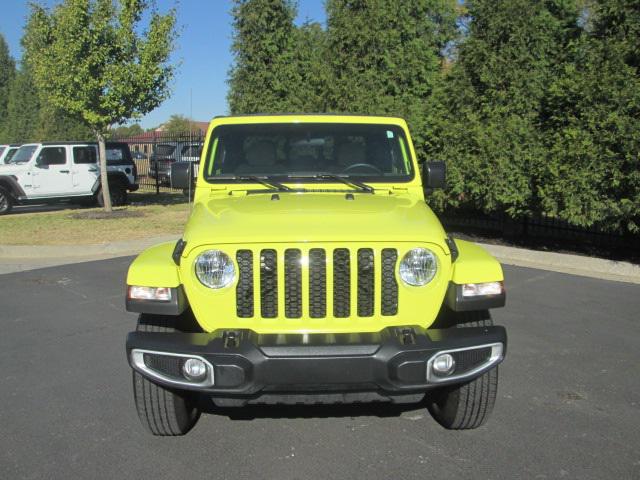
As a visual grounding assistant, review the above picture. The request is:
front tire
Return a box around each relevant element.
[0,187,13,215]
[427,310,499,429]
[132,314,201,436]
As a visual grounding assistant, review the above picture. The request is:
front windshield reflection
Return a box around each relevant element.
[203,123,414,182]
[8,145,38,164]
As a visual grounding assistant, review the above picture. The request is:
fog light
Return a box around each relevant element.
[432,353,456,376]
[182,358,207,381]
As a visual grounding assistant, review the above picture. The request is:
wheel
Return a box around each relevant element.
[132,314,201,436]
[111,183,128,206]
[76,196,97,207]
[133,372,201,436]
[96,183,128,207]
[96,187,105,208]
[0,187,13,215]
[427,310,498,429]
[181,186,196,198]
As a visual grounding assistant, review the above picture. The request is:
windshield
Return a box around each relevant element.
[5,148,18,162]
[154,144,176,156]
[9,145,38,164]
[182,145,202,157]
[203,123,414,182]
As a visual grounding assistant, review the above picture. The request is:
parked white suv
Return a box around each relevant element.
[0,141,139,215]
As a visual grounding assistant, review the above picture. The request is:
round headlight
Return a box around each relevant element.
[399,248,437,286]
[195,250,235,289]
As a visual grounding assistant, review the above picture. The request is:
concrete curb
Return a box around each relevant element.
[479,242,640,285]
[0,235,179,259]
[0,236,638,284]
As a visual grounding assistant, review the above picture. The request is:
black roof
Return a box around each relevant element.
[212,113,405,120]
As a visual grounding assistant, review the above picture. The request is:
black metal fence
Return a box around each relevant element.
[441,209,640,261]
[114,131,205,193]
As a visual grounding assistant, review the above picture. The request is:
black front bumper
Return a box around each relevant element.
[127,325,506,400]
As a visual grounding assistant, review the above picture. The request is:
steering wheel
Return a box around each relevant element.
[342,163,382,174]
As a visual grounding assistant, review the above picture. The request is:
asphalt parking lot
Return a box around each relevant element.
[0,258,638,479]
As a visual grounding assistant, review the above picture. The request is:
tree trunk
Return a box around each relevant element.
[96,131,112,213]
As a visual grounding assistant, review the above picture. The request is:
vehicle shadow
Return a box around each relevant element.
[7,191,186,216]
[11,202,93,215]
[202,399,427,420]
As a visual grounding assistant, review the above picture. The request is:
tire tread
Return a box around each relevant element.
[0,187,13,215]
[428,310,499,430]
[132,314,201,436]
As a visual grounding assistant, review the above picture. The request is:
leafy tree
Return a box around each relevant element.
[428,0,581,218]
[23,0,177,212]
[324,0,458,160]
[228,0,299,114]
[162,114,192,134]
[0,34,17,142]
[108,123,144,139]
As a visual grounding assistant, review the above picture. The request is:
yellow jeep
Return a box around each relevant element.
[125,115,507,435]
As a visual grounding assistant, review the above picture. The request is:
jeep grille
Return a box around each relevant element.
[235,247,399,319]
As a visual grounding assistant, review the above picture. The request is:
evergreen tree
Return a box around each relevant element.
[429,0,581,217]
[2,63,93,143]
[36,104,94,141]
[3,67,40,143]
[0,34,17,142]
[539,0,640,232]
[325,0,457,159]
[227,0,299,114]
[289,21,329,112]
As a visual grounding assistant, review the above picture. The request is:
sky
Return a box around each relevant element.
[1,0,327,129]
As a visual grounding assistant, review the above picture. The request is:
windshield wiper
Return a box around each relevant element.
[234,175,292,192]
[287,173,374,193]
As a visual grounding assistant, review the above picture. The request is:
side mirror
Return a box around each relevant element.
[422,161,446,190]
[171,161,194,190]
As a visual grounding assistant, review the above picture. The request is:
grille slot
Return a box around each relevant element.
[284,249,302,318]
[260,249,278,318]
[333,248,351,317]
[381,248,398,316]
[309,248,326,318]
[357,248,375,317]
[236,250,254,317]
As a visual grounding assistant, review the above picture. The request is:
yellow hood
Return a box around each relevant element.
[182,191,449,251]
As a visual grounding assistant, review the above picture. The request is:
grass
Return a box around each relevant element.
[0,192,190,245]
